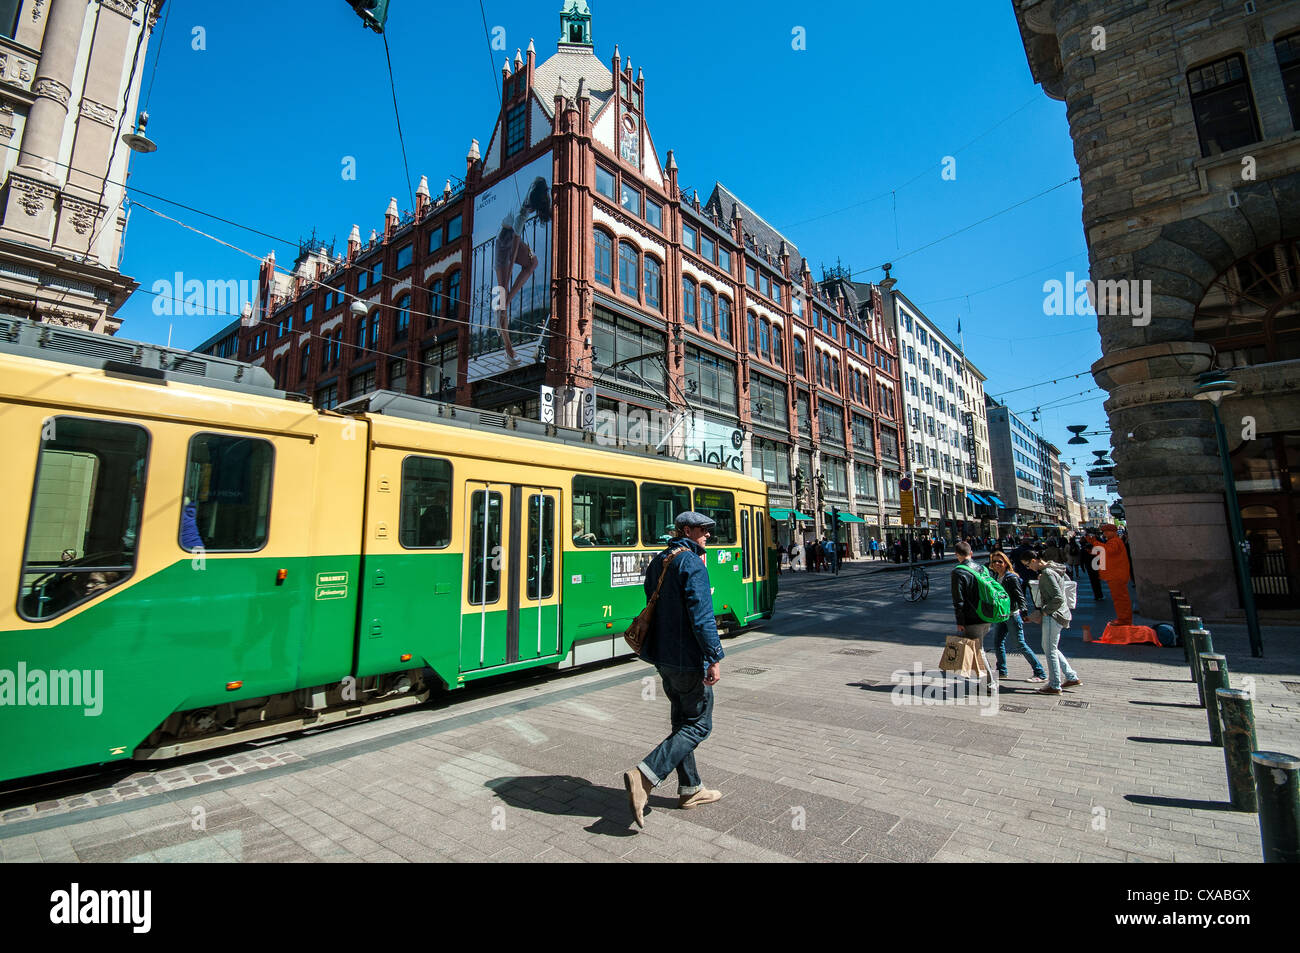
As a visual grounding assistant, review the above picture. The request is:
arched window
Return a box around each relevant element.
[719,297,732,342]
[448,271,462,318]
[682,276,697,326]
[759,318,770,359]
[747,311,757,355]
[395,294,410,340]
[794,336,805,377]
[428,278,444,328]
[618,240,639,297]
[1194,238,1300,366]
[644,257,662,311]
[700,286,715,334]
[772,328,783,367]
[355,314,367,353]
[594,230,613,287]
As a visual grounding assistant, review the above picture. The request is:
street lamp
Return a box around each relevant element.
[1194,371,1263,658]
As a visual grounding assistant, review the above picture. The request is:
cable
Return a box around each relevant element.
[142,0,172,112]
[382,31,416,211]
[916,250,1089,307]
[990,369,1093,400]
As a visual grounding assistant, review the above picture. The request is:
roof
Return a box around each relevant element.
[705,183,800,267]
[533,44,613,120]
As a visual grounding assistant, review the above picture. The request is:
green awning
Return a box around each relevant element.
[825,510,866,523]
[769,507,792,520]
[793,510,813,521]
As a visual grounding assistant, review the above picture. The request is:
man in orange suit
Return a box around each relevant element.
[1086,525,1132,625]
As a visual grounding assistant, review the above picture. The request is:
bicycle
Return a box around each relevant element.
[899,563,929,602]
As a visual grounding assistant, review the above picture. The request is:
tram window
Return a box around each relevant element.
[526,494,554,600]
[399,456,452,549]
[468,490,502,605]
[180,434,274,552]
[572,475,637,547]
[741,510,751,576]
[692,489,736,544]
[640,482,690,544]
[755,511,766,576]
[19,417,149,622]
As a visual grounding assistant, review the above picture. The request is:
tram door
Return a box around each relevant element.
[740,508,754,618]
[461,482,561,673]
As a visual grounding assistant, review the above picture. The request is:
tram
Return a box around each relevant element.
[0,319,776,783]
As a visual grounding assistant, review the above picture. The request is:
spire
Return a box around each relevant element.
[385,197,399,239]
[575,76,588,101]
[347,224,361,261]
[514,48,523,70]
[502,58,511,78]
[416,175,430,217]
[666,149,677,171]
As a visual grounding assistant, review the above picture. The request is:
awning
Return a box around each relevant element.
[793,510,813,521]
[966,492,987,505]
[769,507,791,520]
[825,511,866,523]
[986,494,1007,507]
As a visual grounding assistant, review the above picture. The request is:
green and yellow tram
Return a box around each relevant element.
[0,320,775,783]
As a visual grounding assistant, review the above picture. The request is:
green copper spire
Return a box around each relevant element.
[559,0,592,47]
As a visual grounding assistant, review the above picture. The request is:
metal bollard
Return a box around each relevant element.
[1252,752,1300,863]
[1171,594,1189,662]
[1186,624,1208,706]
[1217,689,1258,812]
[1181,612,1202,677]
[1200,654,1229,745]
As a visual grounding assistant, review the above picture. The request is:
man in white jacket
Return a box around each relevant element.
[1026,555,1082,696]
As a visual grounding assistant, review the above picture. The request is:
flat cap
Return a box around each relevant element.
[674,510,716,529]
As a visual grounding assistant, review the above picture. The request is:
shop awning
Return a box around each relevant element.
[769,507,791,520]
[793,510,813,521]
[825,511,866,523]
[986,494,1007,507]
[966,492,988,505]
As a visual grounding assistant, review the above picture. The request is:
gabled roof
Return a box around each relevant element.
[705,182,800,267]
[533,44,613,120]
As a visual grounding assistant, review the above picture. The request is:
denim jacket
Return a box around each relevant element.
[638,537,725,672]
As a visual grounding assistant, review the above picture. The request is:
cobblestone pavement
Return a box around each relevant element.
[2,560,1296,863]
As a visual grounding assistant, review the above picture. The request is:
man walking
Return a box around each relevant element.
[625,511,725,827]
[951,541,997,689]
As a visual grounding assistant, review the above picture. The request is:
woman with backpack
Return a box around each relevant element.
[1026,554,1081,695]
[988,551,1048,682]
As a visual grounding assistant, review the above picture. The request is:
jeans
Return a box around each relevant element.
[639,667,713,795]
[991,613,1046,678]
[1041,616,1079,690]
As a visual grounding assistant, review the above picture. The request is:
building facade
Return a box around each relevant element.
[204,2,908,555]
[1015,0,1300,613]
[986,395,1053,532]
[0,0,162,334]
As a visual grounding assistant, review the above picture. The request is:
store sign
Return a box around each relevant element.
[683,417,743,472]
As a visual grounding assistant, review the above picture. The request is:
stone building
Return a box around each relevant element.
[1015,0,1300,614]
[0,0,163,334]
[203,1,908,555]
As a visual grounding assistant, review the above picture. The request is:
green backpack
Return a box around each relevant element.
[956,563,1012,624]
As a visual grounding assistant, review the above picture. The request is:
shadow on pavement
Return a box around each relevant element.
[487,774,677,837]
[1129,700,1204,709]
[1124,794,1239,812]
[1128,736,1217,747]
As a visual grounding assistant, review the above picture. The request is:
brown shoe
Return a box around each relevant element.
[1062,679,1082,688]
[624,768,653,827]
[1035,686,1062,695]
[678,788,722,809]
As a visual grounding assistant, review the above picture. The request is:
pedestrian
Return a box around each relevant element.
[624,511,725,827]
[869,536,879,560]
[935,537,945,559]
[823,536,836,574]
[1081,529,1106,601]
[1089,524,1133,625]
[950,541,998,690]
[1065,536,1081,580]
[1025,553,1081,695]
[988,550,1047,682]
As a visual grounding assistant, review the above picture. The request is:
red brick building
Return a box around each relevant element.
[204,1,907,550]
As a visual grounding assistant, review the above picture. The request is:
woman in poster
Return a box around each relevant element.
[493,176,551,365]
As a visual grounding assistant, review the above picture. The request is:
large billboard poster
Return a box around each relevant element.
[468,151,553,381]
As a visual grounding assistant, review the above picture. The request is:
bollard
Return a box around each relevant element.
[1173,600,1191,665]
[1200,654,1229,745]
[1252,752,1300,863]
[1218,689,1258,812]
[1187,625,1209,707]
[1183,615,1203,681]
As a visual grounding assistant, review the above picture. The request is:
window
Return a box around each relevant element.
[1188,54,1261,157]
[593,308,666,389]
[468,490,502,604]
[751,437,790,487]
[302,303,313,326]
[747,312,758,355]
[596,166,616,199]
[823,456,847,496]
[759,318,771,359]
[369,313,380,347]
[180,433,274,553]
[371,261,382,287]
[700,235,714,263]
[1194,238,1300,366]
[852,413,874,453]
[879,426,900,460]
[700,286,715,334]
[718,247,731,272]
[830,357,840,392]
[772,328,783,367]
[684,346,737,412]
[750,372,789,428]
[644,257,662,311]
[354,314,367,353]
[395,294,410,340]
[855,462,878,500]
[692,489,735,544]
[19,417,148,620]
[428,222,442,253]
[505,103,527,158]
[395,244,413,271]
[794,337,806,377]
[300,343,311,379]
[446,215,462,242]
[772,284,782,305]
[594,230,613,287]
[619,241,640,297]
[428,278,444,326]
[645,197,663,230]
[572,475,637,546]
[1278,33,1300,131]
[819,399,845,445]
[349,367,376,397]
[316,383,338,410]
[682,276,697,326]
[399,457,452,548]
[421,338,458,400]
[760,274,770,298]
[746,264,757,289]
[682,223,697,252]
[389,357,407,393]
[620,181,641,216]
[640,483,690,544]
[526,493,555,600]
[718,297,732,343]
[796,391,812,437]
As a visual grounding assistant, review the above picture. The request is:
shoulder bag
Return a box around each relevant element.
[623,548,684,656]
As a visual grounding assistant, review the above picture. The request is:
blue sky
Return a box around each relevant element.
[115,0,1114,493]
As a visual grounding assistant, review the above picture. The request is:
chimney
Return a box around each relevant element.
[385,196,399,239]
[416,175,430,218]
[347,224,361,261]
